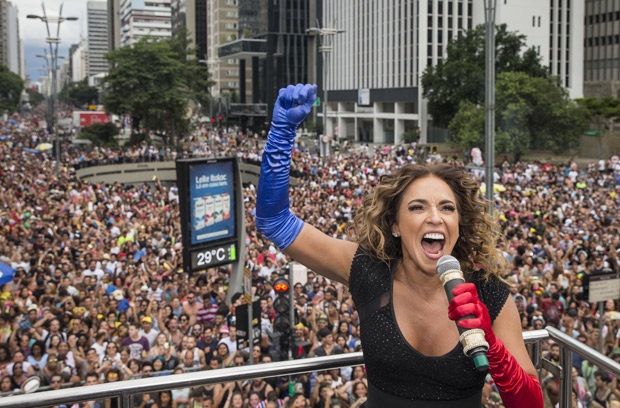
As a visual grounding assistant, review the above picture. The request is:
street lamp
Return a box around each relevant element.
[306,26,344,160]
[483,0,497,216]
[27,3,78,178]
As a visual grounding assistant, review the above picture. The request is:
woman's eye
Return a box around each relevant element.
[442,205,456,212]
[408,205,423,211]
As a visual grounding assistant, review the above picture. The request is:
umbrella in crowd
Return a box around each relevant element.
[0,263,15,285]
[35,143,53,151]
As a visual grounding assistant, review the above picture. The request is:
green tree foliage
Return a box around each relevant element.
[79,122,119,148]
[448,72,589,160]
[26,88,45,106]
[421,24,547,128]
[103,32,213,145]
[0,64,24,112]
[575,97,620,128]
[60,80,99,107]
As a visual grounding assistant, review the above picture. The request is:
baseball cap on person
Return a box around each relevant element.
[141,285,149,291]
[142,316,152,323]
[220,326,230,334]
[111,290,124,301]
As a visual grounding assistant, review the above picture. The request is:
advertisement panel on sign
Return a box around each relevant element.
[189,161,235,245]
[74,111,110,127]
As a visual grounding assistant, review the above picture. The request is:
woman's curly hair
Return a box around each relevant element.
[354,164,508,280]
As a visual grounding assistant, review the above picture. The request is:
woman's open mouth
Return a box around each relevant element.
[421,232,445,259]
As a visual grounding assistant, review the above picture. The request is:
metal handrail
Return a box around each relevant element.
[0,328,616,408]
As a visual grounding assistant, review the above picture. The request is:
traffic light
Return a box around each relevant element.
[273,276,291,356]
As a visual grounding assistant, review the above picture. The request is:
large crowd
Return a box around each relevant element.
[0,111,618,408]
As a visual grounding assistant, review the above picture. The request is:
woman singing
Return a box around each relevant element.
[256,84,543,407]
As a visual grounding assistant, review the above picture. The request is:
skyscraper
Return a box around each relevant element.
[0,0,23,78]
[119,0,172,47]
[87,1,110,78]
[107,0,121,51]
[171,0,208,60]
[324,0,584,144]
[583,0,620,98]
[220,0,309,123]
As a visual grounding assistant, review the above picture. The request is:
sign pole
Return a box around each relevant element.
[598,302,604,353]
[248,297,254,365]
[227,157,245,304]
[288,263,295,361]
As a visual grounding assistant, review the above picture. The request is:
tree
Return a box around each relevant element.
[103,32,213,145]
[79,122,119,148]
[421,24,547,128]
[60,80,99,107]
[448,72,589,160]
[0,64,24,112]
[575,97,620,129]
[26,88,45,106]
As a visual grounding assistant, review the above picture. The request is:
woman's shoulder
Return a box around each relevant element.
[348,246,392,305]
[468,272,510,323]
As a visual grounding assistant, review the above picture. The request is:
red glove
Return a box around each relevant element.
[448,283,543,408]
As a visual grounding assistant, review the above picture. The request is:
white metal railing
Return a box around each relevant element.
[0,328,617,408]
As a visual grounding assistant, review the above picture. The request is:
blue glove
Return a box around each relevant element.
[256,84,317,249]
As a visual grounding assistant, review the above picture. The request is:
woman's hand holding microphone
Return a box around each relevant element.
[448,283,543,408]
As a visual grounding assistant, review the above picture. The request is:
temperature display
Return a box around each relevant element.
[190,242,237,269]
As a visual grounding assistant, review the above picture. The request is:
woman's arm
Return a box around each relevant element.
[255,84,357,285]
[449,284,542,408]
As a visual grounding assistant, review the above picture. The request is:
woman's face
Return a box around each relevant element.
[153,359,163,371]
[50,335,61,348]
[218,344,229,356]
[392,176,459,275]
[107,343,118,355]
[232,394,243,407]
[354,383,367,397]
[157,333,166,346]
[293,395,306,408]
[0,377,11,391]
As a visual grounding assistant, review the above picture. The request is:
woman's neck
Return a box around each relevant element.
[395,258,443,299]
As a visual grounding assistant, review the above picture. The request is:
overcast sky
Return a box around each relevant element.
[18,0,89,81]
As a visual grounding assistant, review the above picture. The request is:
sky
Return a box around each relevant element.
[17,0,89,82]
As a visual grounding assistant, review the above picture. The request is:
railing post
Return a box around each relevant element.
[559,344,573,408]
[122,392,131,408]
[528,340,542,380]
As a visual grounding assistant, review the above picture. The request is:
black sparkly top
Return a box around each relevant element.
[348,246,509,401]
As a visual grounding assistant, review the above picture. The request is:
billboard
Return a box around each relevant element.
[189,161,235,245]
[177,158,242,272]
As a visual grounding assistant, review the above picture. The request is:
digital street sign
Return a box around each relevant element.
[177,157,243,273]
[188,160,236,245]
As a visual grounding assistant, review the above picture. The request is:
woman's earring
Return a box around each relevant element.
[392,232,400,238]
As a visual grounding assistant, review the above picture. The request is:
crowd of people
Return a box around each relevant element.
[0,110,618,408]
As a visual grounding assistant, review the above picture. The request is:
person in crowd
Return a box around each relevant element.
[256,84,542,406]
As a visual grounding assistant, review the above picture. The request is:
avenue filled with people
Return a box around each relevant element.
[0,111,618,408]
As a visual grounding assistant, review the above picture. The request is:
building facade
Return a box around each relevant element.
[107,0,121,51]
[70,41,88,83]
[324,0,475,144]
[119,0,172,47]
[206,0,240,96]
[0,0,23,78]
[171,0,208,60]
[324,0,584,144]
[87,1,110,78]
[583,0,620,98]
[472,0,584,98]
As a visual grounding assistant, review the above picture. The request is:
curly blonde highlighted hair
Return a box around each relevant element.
[354,164,508,280]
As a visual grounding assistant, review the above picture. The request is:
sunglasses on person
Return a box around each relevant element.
[50,379,62,384]
[107,373,119,379]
